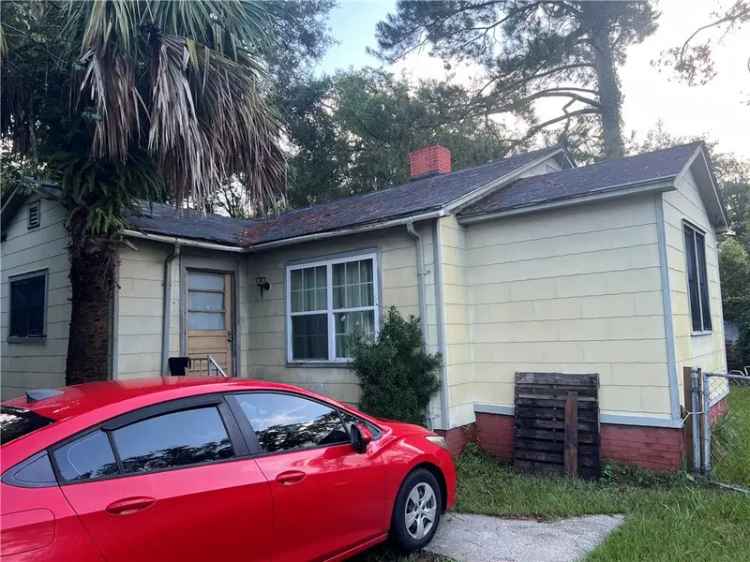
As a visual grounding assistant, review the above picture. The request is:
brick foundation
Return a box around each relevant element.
[466,411,724,473]
[436,423,476,457]
[446,400,730,471]
[475,412,514,461]
[600,424,684,472]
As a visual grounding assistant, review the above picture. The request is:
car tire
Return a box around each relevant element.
[390,468,442,552]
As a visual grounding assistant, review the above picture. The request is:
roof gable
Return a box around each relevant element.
[458,143,717,221]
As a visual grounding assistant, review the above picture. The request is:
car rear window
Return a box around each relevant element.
[0,406,54,445]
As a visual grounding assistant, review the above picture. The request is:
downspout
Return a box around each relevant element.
[161,242,181,375]
[405,222,429,348]
[432,220,450,430]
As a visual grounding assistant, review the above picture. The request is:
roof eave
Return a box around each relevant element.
[458,179,676,225]
[677,145,729,229]
[443,147,566,215]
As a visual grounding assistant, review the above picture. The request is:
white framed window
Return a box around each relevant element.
[683,222,712,334]
[8,269,48,340]
[286,253,379,362]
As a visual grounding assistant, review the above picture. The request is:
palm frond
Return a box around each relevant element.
[71,0,285,212]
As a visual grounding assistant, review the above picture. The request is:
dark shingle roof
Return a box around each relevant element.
[127,146,562,246]
[459,143,702,219]
[126,204,255,246]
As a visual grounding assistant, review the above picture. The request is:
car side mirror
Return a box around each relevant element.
[350,422,373,454]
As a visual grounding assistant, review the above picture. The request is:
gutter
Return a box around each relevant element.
[122,229,244,252]
[432,220,451,430]
[247,209,446,252]
[405,221,429,349]
[458,179,676,224]
[161,242,181,375]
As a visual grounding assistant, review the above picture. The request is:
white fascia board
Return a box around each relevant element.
[122,229,245,252]
[246,209,445,252]
[458,180,676,225]
[675,146,728,228]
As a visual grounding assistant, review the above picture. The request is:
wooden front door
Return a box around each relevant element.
[186,270,234,376]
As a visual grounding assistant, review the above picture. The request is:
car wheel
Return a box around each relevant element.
[391,468,442,552]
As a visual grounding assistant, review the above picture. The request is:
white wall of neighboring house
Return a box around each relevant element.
[1,196,71,399]
[662,165,728,406]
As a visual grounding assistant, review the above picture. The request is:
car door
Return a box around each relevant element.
[227,391,387,562]
[53,395,274,562]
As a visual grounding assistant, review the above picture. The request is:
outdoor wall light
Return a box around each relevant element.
[256,276,271,297]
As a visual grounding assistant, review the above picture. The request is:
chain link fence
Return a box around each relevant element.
[687,367,750,491]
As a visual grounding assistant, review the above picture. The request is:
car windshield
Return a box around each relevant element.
[0,406,54,445]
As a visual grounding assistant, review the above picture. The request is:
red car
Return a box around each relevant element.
[0,377,456,561]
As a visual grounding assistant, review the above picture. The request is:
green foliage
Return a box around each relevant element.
[712,386,750,486]
[720,238,750,369]
[1,0,289,229]
[351,307,441,426]
[283,68,517,207]
[375,1,660,158]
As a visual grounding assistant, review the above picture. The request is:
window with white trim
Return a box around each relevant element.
[287,254,378,362]
[683,223,712,333]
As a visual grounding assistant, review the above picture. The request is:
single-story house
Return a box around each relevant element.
[1,142,729,471]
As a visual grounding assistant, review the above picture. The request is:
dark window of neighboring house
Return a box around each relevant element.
[0,406,54,444]
[9,272,46,338]
[111,407,234,474]
[53,430,120,483]
[684,224,712,333]
[231,393,350,453]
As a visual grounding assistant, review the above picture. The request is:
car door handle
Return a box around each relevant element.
[276,470,306,485]
[105,496,156,515]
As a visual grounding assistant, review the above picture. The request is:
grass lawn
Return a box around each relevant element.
[356,387,750,562]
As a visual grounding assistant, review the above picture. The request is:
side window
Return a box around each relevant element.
[231,393,350,453]
[53,430,119,483]
[111,407,233,474]
[2,452,57,488]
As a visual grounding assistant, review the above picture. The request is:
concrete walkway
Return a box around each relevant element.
[426,512,625,562]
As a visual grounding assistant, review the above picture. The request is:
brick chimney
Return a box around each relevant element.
[408,145,451,179]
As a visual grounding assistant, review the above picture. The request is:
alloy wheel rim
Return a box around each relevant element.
[404,482,437,540]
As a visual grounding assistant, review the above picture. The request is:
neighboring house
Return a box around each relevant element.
[0,142,729,471]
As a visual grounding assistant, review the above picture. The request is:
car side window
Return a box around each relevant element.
[111,406,234,474]
[231,393,350,453]
[53,430,119,483]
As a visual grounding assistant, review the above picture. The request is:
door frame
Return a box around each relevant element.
[179,254,241,377]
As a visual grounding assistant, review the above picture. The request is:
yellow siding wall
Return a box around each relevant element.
[246,226,437,408]
[437,216,474,426]
[115,240,176,378]
[463,195,672,420]
[115,243,249,379]
[1,197,71,399]
[663,168,727,404]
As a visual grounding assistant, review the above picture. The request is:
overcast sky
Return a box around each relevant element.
[317,0,750,160]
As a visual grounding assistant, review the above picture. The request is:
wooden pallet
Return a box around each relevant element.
[513,372,600,479]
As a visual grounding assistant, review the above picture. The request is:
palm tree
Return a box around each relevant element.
[1,1,286,383]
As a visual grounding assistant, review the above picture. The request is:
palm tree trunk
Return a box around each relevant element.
[582,3,625,160]
[65,210,116,385]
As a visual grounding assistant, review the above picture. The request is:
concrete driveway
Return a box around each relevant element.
[426,512,625,562]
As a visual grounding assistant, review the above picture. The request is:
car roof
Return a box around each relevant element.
[2,377,319,423]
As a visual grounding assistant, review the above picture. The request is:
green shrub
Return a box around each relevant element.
[351,307,441,425]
